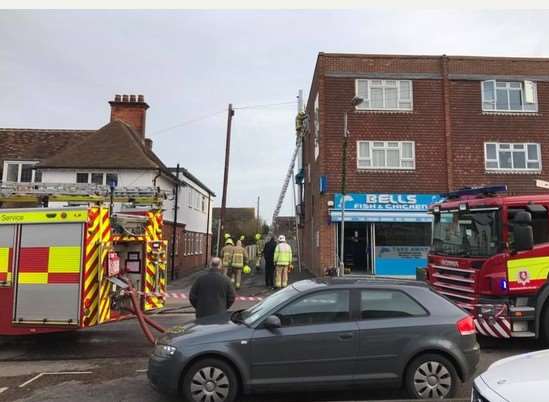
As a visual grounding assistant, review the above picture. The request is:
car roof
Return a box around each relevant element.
[292,277,429,292]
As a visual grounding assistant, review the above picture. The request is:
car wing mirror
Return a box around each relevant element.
[262,315,281,330]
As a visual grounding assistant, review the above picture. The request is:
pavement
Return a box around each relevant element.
[0,268,546,402]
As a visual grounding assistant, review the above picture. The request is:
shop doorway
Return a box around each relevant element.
[339,223,375,274]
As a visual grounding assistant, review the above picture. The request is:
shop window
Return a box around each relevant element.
[361,290,427,319]
[357,141,415,170]
[482,80,537,112]
[376,222,431,247]
[355,79,413,111]
[485,142,541,172]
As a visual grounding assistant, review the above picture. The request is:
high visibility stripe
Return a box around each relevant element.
[98,208,111,323]
[83,208,101,327]
[19,272,48,284]
[0,248,9,273]
[48,273,80,284]
[508,256,549,291]
[19,248,49,273]
[0,209,87,224]
[48,246,81,273]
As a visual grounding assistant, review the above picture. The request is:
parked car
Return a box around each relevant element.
[472,349,549,402]
[148,278,479,402]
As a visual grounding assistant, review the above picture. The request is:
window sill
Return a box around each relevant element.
[481,111,539,116]
[485,170,542,175]
[355,109,413,114]
[357,169,416,174]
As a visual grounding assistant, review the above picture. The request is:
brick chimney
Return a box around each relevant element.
[109,94,149,140]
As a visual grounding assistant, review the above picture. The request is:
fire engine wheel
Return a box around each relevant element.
[182,358,238,402]
[404,353,458,400]
[541,303,549,345]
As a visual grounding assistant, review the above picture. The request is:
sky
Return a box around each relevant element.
[1,9,549,222]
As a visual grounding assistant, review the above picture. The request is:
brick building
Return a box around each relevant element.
[0,95,215,278]
[299,53,549,277]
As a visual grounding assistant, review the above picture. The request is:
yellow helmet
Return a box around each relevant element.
[243,265,252,274]
[225,238,234,245]
[224,233,231,239]
[255,233,261,240]
[239,235,245,241]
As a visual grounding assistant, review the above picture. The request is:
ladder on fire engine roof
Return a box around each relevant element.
[0,182,165,206]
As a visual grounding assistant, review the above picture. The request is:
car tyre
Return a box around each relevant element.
[182,358,238,402]
[405,353,458,400]
[541,303,549,345]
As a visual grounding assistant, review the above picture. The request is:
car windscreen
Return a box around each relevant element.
[432,209,501,257]
[240,286,299,326]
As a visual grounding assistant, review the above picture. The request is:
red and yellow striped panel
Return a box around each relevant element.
[83,207,101,327]
[18,246,81,284]
[0,247,13,283]
[508,256,549,292]
[98,208,112,323]
[143,211,166,311]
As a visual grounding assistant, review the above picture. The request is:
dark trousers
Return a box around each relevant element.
[265,261,275,287]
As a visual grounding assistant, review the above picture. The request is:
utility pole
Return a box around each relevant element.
[257,196,260,233]
[171,163,180,281]
[216,104,234,255]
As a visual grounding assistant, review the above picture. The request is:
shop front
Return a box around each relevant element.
[330,193,441,277]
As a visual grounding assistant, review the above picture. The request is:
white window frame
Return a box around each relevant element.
[481,80,538,113]
[2,161,40,183]
[75,172,118,185]
[357,141,415,170]
[484,142,541,172]
[355,79,413,111]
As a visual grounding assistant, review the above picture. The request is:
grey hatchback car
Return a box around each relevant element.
[148,278,479,402]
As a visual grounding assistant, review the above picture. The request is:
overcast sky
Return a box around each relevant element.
[1,10,549,221]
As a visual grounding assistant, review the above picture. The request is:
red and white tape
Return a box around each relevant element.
[123,290,263,302]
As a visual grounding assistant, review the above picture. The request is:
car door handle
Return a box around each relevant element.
[338,332,354,341]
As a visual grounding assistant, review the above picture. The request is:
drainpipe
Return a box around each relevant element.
[441,54,454,192]
[205,192,211,267]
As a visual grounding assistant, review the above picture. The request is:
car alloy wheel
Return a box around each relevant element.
[413,361,452,399]
[190,367,230,402]
[183,358,238,402]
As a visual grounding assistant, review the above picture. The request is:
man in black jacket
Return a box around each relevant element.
[189,257,236,319]
[263,236,277,288]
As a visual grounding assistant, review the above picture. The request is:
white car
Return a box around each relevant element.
[472,349,549,402]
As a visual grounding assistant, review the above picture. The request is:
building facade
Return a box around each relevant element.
[0,95,215,278]
[299,53,549,277]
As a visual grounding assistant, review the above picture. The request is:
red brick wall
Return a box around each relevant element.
[301,53,549,276]
[164,222,211,279]
[110,102,148,139]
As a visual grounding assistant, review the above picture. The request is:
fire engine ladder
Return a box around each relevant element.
[0,182,165,205]
[272,143,301,226]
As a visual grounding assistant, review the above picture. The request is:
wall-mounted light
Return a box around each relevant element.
[327,200,334,207]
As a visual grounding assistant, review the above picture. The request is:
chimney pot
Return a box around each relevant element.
[137,94,144,103]
[114,94,121,102]
[122,95,129,102]
[129,95,136,103]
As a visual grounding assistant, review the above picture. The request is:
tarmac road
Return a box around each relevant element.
[0,272,546,401]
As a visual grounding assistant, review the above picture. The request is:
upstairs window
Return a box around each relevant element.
[3,161,41,183]
[76,172,118,185]
[357,141,415,170]
[355,79,413,111]
[482,80,537,112]
[485,142,541,172]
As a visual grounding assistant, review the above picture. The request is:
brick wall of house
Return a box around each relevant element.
[164,221,211,279]
[301,53,549,276]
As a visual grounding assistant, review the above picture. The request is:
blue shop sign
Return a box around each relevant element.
[333,193,441,212]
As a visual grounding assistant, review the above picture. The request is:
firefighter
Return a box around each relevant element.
[254,233,264,273]
[231,239,248,290]
[263,235,277,288]
[274,235,292,289]
[219,238,234,277]
[239,234,246,245]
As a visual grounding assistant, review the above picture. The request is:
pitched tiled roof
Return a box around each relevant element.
[39,120,169,171]
[0,128,92,164]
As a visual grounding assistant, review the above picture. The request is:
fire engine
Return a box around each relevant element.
[426,184,549,342]
[0,182,168,340]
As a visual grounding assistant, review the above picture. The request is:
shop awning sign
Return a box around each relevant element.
[333,193,441,212]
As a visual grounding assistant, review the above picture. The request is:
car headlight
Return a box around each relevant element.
[153,344,177,358]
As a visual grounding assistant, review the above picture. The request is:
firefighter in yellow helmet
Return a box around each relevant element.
[219,238,234,277]
[230,239,248,290]
[274,235,292,288]
[254,233,264,273]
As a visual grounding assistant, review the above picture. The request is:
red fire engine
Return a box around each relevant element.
[426,185,549,342]
[0,182,167,341]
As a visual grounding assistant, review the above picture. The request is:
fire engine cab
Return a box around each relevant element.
[427,185,549,342]
[0,182,167,337]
